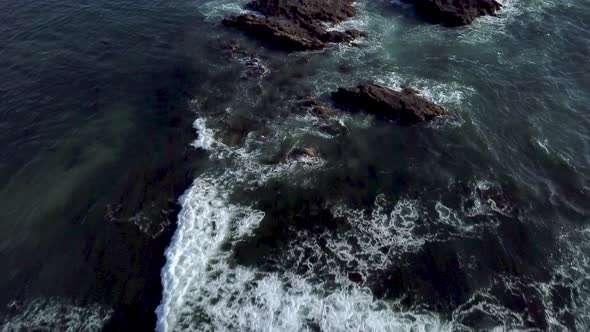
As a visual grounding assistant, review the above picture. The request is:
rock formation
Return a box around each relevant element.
[331,83,447,125]
[223,0,367,51]
[409,0,502,27]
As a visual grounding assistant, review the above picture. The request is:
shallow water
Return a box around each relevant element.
[1,0,589,331]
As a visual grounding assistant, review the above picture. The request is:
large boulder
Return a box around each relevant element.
[223,14,327,51]
[223,0,366,51]
[410,0,502,27]
[331,83,447,125]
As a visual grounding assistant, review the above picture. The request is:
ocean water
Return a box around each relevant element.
[1,0,589,331]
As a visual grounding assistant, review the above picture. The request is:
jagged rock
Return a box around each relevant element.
[223,40,270,79]
[409,0,502,27]
[220,116,255,147]
[302,99,337,118]
[223,14,327,51]
[331,83,447,125]
[289,147,319,159]
[348,272,364,284]
[224,40,249,59]
[247,0,357,23]
[223,0,367,51]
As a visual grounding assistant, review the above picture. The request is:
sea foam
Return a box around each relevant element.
[1,298,112,332]
[157,115,521,331]
[156,118,453,331]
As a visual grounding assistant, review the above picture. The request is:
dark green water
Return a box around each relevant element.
[1,0,589,331]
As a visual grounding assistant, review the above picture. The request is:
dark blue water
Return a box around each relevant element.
[0,0,213,329]
[1,0,589,331]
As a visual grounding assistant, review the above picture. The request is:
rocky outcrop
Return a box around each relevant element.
[301,99,337,118]
[221,116,255,147]
[409,0,502,27]
[223,0,367,51]
[331,83,447,125]
[289,147,319,159]
[223,14,326,51]
[247,0,357,23]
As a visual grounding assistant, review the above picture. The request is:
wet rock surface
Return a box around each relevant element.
[331,83,448,125]
[224,40,271,79]
[301,99,337,118]
[223,0,367,51]
[247,0,357,23]
[289,147,319,159]
[408,0,502,27]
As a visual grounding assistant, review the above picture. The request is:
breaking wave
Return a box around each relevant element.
[157,118,526,332]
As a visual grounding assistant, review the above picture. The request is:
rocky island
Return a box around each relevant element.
[223,0,367,51]
[332,84,448,125]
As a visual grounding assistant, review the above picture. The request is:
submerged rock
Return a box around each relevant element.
[223,0,366,51]
[409,0,502,27]
[289,147,319,159]
[348,272,364,284]
[331,83,447,125]
[301,99,337,118]
[219,115,258,147]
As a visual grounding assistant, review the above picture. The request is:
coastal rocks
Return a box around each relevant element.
[223,125,251,147]
[331,83,447,125]
[247,0,357,23]
[223,14,325,51]
[409,0,502,27]
[289,147,319,160]
[223,0,366,51]
[301,99,336,118]
[221,116,255,147]
[348,272,364,284]
[224,41,270,80]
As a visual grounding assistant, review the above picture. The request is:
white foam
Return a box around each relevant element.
[198,0,250,22]
[536,137,550,154]
[156,116,462,331]
[192,117,328,187]
[157,117,331,331]
[156,174,452,331]
[327,1,370,33]
[192,118,215,150]
[449,203,590,331]
[158,175,525,331]
[1,298,112,332]
[371,71,472,108]
[237,55,271,80]
[457,0,569,44]
[158,112,533,331]
[461,180,512,217]
[331,196,429,267]
[160,99,590,331]
[395,0,520,45]
[156,174,265,332]
[455,0,519,44]
[164,257,450,331]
